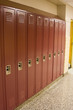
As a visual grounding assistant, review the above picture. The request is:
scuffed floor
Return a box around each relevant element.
[15,69,73,110]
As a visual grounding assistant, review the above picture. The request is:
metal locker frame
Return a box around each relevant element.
[27,13,36,98]
[16,9,28,105]
[36,15,43,93]
[3,6,16,110]
[53,20,58,81]
[42,17,49,88]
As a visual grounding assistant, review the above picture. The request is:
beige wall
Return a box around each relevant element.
[57,5,66,20]
[9,0,57,15]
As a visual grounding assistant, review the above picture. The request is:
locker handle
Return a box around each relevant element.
[49,54,51,60]
[54,53,56,58]
[43,56,46,62]
[28,60,32,67]
[6,65,11,75]
[18,62,22,71]
[58,51,60,56]
[62,50,63,55]
[36,57,39,64]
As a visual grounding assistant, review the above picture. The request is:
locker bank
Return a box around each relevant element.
[0,2,66,110]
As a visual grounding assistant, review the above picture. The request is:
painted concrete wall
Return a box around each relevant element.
[9,0,57,15]
[57,5,66,20]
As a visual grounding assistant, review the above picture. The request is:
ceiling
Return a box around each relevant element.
[47,0,73,7]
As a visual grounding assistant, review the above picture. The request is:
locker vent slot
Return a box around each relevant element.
[19,14,25,23]
[37,17,42,26]
[6,12,13,22]
[29,15,34,24]
[44,18,48,26]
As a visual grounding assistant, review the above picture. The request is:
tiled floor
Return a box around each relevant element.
[15,69,73,110]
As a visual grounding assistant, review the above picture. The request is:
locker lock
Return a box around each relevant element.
[6,65,11,75]
[43,56,46,62]
[54,53,56,58]
[28,60,32,67]
[18,62,22,71]
[58,51,60,56]
[49,54,51,60]
[62,50,63,55]
[36,57,39,64]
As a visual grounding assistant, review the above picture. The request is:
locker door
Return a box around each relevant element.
[57,21,62,77]
[48,19,54,53]
[0,7,4,110]
[48,19,54,84]
[53,20,58,81]
[61,51,65,75]
[62,22,66,50]
[4,7,16,110]
[28,13,36,98]
[61,22,66,75]
[36,16,43,93]
[16,10,27,105]
[0,55,4,110]
[58,21,62,52]
[42,18,49,88]
[48,53,53,84]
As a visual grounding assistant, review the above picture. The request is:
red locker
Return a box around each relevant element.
[4,7,16,110]
[48,19,54,84]
[62,22,66,50]
[48,19,54,53]
[28,13,36,98]
[0,6,5,110]
[0,55,4,110]
[47,53,53,84]
[53,20,58,81]
[61,22,66,75]
[36,16,43,93]
[16,10,27,105]
[58,21,62,52]
[61,51,65,75]
[42,18,49,88]
[57,21,62,77]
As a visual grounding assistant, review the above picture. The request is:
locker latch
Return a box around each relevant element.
[62,50,63,55]
[43,56,46,62]
[54,53,56,58]
[49,54,51,60]
[28,60,32,67]
[36,57,39,64]
[18,62,22,71]
[58,51,60,56]
[6,65,11,75]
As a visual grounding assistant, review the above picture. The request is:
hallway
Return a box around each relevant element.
[16,69,73,110]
